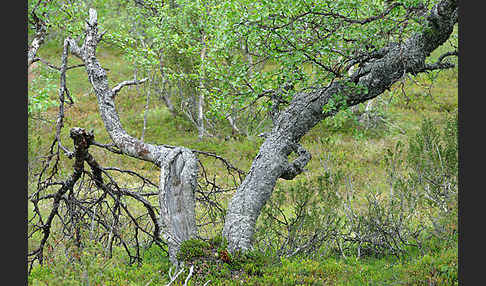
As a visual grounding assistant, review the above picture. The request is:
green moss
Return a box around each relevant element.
[176,239,211,262]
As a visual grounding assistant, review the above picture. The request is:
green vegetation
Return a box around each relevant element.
[28,0,457,285]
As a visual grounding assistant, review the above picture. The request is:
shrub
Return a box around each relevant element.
[338,113,458,258]
[407,113,458,238]
[255,174,342,258]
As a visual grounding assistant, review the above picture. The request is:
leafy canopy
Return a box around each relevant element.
[29,0,441,119]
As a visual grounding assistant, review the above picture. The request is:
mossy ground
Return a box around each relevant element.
[28,237,457,285]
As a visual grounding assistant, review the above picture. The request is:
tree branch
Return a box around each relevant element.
[28,127,93,269]
[280,143,312,180]
[28,3,47,67]
[112,78,149,97]
[309,3,403,25]
[31,57,86,71]
[417,50,458,72]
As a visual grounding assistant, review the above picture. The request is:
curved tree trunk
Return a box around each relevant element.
[67,9,198,264]
[223,0,458,253]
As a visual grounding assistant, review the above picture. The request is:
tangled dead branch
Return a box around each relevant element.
[28,127,166,273]
[28,123,243,274]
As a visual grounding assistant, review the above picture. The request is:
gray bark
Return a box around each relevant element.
[28,11,47,67]
[227,112,243,136]
[222,0,458,253]
[197,33,207,140]
[69,9,198,263]
[158,147,199,266]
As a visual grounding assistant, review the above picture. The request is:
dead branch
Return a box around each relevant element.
[112,78,149,97]
[28,127,167,272]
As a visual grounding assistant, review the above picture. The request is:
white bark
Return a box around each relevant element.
[28,14,47,67]
[197,34,207,140]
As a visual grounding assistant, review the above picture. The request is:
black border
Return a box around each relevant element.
[14,0,28,285]
[458,0,482,285]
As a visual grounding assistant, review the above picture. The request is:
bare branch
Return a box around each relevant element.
[421,62,455,72]
[91,140,123,154]
[166,266,185,286]
[53,39,76,158]
[437,50,458,62]
[66,37,83,59]
[280,143,312,180]
[31,57,86,71]
[112,78,149,97]
[309,3,403,25]
[192,149,246,177]
[28,127,94,271]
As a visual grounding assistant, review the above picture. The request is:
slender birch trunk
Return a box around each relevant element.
[197,33,207,140]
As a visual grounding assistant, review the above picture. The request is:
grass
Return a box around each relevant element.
[28,238,457,285]
[28,32,458,285]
